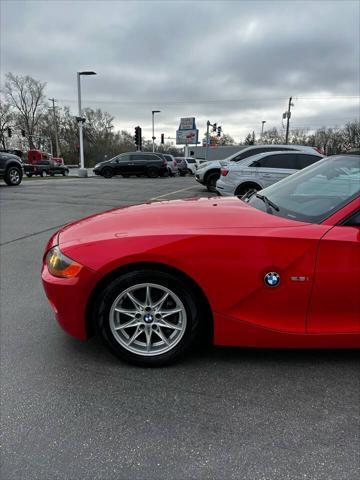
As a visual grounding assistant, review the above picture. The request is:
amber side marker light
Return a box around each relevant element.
[46,246,83,278]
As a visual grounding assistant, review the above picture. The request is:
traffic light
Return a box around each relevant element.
[217,126,222,137]
[161,133,164,144]
[7,127,12,137]
[134,126,142,150]
[212,123,217,132]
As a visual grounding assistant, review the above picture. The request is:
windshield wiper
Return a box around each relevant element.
[241,189,257,201]
[255,193,280,213]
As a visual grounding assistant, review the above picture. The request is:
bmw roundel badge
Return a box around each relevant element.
[264,272,280,287]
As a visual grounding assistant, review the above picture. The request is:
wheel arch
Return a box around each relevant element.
[85,261,213,342]
[6,161,22,171]
[234,180,262,196]
[203,168,220,183]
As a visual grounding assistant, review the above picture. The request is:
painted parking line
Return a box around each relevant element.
[150,185,197,201]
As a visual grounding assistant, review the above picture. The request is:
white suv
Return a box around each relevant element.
[195,144,323,191]
[216,150,323,196]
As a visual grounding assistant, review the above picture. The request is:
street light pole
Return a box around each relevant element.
[261,120,266,138]
[49,98,60,157]
[152,110,160,152]
[77,71,96,176]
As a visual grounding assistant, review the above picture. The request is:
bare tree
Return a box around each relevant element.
[4,73,46,149]
[343,120,360,149]
[0,97,13,149]
[218,133,235,145]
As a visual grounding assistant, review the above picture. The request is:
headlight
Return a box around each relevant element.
[46,246,83,278]
[94,163,100,168]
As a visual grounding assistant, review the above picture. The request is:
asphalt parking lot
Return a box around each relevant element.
[1,175,359,480]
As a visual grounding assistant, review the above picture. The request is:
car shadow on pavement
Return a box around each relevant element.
[60,334,360,370]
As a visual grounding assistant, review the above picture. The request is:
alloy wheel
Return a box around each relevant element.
[109,283,187,356]
[9,168,20,184]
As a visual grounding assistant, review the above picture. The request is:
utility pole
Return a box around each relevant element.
[49,98,60,157]
[261,120,266,138]
[284,96,294,144]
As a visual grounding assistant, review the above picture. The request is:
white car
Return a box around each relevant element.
[216,150,323,196]
[195,144,323,191]
[185,157,197,175]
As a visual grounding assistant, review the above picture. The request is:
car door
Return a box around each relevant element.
[112,154,130,175]
[129,154,147,174]
[256,153,298,187]
[308,209,360,333]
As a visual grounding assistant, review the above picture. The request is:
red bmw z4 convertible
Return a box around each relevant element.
[42,155,360,366]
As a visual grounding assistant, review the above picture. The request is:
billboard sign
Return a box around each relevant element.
[179,117,196,130]
[176,117,199,145]
[176,129,199,145]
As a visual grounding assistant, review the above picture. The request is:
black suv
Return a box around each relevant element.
[0,152,24,186]
[93,152,168,178]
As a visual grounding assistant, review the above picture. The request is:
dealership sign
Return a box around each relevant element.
[176,117,199,145]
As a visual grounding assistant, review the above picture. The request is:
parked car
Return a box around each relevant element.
[195,144,323,191]
[93,152,168,178]
[163,154,179,177]
[24,160,69,177]
[42,154,360,367]
[184,157,197,175]
[174,157,189,176]
[0,152,24,186]
[216,151,323,196]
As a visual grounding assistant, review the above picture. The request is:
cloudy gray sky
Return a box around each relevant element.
[1,0,359,143]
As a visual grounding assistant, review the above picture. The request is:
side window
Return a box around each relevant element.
[234,148,262,161]
[344,210,360,227]
[297,154,322,170]
[131,154,147,161]
[113,154,129,163]
[258,154,298,169]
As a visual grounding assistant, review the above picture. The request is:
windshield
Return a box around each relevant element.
[247,155,360,223]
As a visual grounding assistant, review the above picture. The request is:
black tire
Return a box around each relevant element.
[40,171,44,177]
[102,167,113,179]
[95,270,201,366]
[26,173,32,178]
[4,166,22,186]
[147,167,159,178]
[235,183,261,197]
[205,170,220,192]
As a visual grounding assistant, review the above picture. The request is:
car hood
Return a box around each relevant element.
[58,196,306,246]
[94,160,111,167]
